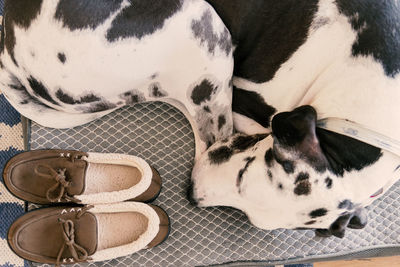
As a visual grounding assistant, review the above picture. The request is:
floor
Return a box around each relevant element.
[316,256,400,266]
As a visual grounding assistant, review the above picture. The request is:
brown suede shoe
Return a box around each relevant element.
[8,203,170,266]
[3,150,161,204]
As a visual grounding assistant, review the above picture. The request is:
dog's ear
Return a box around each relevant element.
[272,105,328,169]
[272,105,317,147]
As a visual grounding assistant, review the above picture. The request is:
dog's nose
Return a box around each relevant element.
[187,183,199,206]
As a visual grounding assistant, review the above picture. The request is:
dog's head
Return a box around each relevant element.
[189,105,396,237]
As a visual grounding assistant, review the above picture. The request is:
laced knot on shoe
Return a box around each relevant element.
[34,164,79,203]
[56,219,90,266]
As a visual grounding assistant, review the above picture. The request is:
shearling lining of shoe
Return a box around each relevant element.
[77,153,153,204]
[89,202,160,261]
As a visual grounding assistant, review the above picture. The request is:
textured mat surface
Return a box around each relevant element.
[29,103,400,267]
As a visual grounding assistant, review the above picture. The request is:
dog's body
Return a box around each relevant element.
[1,0,400,237]
[0,0,234,153]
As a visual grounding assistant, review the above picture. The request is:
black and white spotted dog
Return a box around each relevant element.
[0,0,234,153]
[1,0,400,238]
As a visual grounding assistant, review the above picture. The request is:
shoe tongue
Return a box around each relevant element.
[63,158,88,196]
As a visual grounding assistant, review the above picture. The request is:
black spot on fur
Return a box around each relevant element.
[218,115,226,130]
[278,183,283,190]
[7,74,53,108]
[237,157,256,193]
[85,102,116,113]
[267,170,273,181]
[294,180,311,196]
[309,208,328,218]
[316,128,382,176]
[295,172,309,184]
[208,146,233,165]
[148,83,167,98]
[231,134,267,151]
[7,75,25,91]
[338,199,354,210]
[56,89,101,104]
[3,0,43,65]
[209,134,266,165]
[336,0,400,77]
[57,52,66,64]
[120,90,146,104]
[191,79,217,105]
[264,149,274,167]
[325,177,333,189]
[28,76,59,106]
[56,89,75,104]
[80,94,101,103]
[305,220,316,225]
[203,106,211,113]
[191,9,232,55]
[206,0,319,82]
[55,0,123,31]
[233,87,276,128]
[106,0,182,42]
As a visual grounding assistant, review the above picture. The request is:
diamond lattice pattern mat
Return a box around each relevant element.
[29,102,400,267]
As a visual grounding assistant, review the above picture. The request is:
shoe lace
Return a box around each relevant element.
[56,217,91,266]
[34,164,80,203]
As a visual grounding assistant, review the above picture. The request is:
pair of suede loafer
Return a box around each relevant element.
[3,149,170,266]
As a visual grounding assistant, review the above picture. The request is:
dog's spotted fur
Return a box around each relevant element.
[0,0,234,157]
[1,0,400,237]
[190,0,400,237]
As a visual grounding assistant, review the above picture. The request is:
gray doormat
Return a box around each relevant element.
[28,102,400,266]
